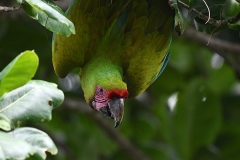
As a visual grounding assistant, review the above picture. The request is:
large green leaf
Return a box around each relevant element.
[0,131,35,160]
[0,80,64,127]
[0,146,5,160]
[0,127,57,160]
[17,0,75,36]
[0,50,38,97]
[170,79,221,159]
[207,64,235,95]
[0,114,13,131]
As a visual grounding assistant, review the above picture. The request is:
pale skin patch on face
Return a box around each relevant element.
[92,85,109,110]
[91,85,128,127]
[92,85,128,110]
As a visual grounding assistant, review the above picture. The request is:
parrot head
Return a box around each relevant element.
[80,61,128,128]
[90,85,128,128]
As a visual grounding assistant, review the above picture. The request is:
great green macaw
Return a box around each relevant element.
[52,0,175,127]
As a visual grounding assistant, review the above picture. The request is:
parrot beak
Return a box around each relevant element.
[108,98,124,128]
[99,98,124,128]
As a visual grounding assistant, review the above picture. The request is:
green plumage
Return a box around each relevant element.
[53,0,174,103]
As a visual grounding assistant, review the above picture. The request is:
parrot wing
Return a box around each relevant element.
[52,0,129,78]
[52,0,174,98]
[151,52,170,84]
[121,0,174,97]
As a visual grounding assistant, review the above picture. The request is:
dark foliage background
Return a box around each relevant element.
[1,0,240,159]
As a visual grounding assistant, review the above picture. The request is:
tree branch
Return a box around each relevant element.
[61,98,151,160]
[183,26,240,79]
[0,4,22,12]
[184,28,240,54]
[178,0,229,26]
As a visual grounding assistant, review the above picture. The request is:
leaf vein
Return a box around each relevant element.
[0,86,36,113]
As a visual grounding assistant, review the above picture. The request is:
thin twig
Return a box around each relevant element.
[61,98,151,160]
[0,4,22,12]
[178,0,226,26]
[202,0,210,24]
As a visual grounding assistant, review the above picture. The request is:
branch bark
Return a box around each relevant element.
[0,5,21,12]
[183,27,240,54]
[183,26,240,79]
[61,98,151,160]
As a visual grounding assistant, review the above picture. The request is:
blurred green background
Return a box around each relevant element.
[1,0,240,160]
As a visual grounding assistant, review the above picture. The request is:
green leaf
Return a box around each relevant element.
[169,0,185,35]
[189,0,226,20]
[19,0,75,36]
[0,50,38,97]
[0,127,57,160]
[222,0,240,31]
[21,1,38,19]
[11,127,58,159]
[171,79,221,159]
[0,114,13,131]
[0,147,5,160]
[0,130,35,160]
[222,0,240,20]
[0,80,64,127]
[217,124,240,160]
[188,0,228,33]
[207,64,235,95]
[227,19,240,31]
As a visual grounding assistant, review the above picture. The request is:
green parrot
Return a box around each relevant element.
[52,0,175,127]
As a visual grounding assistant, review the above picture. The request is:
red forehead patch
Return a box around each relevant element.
[108,89,129,99]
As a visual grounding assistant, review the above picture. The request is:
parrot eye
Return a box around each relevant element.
[96,85,104,93]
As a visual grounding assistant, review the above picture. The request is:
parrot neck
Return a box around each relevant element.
[80,57,127,103]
